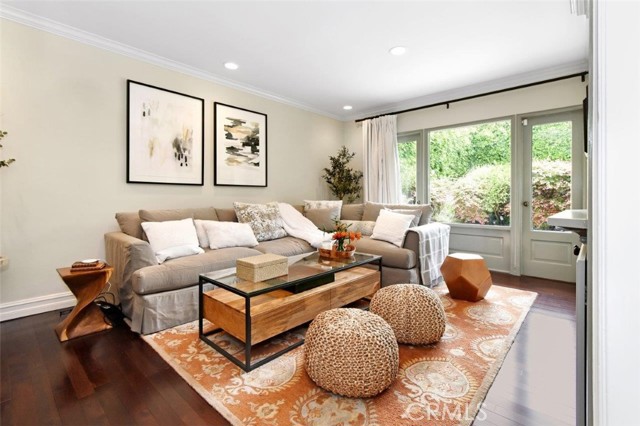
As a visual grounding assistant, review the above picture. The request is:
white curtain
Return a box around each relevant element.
[362,115,401,203]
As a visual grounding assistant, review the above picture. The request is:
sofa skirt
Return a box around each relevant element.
[130,283,214,334]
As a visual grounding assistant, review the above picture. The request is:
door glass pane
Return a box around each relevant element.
[398,140,417,204]
[531,121,572,230]
[429,120,511,225]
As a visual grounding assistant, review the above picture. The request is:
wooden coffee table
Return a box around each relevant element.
[199,252,381,371]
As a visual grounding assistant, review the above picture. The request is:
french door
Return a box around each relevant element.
[520,110,584,281]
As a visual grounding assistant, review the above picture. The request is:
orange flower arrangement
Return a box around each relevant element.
[330,221,362,252]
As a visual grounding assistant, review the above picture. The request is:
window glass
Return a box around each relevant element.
[531,121,572,230]
[429,120,511,225]
[398,139,417,204]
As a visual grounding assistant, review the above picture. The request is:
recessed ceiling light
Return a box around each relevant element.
[224,62,239,70]
[343,105,353,110]
[389,46,407,56]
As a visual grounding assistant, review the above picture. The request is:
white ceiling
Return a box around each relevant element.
[2,0,589,121]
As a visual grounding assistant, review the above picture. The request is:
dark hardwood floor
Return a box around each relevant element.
[1,273,576,426]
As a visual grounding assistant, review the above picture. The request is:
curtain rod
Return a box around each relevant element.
[355,71,588,123]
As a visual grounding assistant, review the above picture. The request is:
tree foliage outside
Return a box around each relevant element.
[322,146,363,203]
[398,141,417,203]
[396,120,573,226]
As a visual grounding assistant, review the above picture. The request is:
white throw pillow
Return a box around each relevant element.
[155,245,205,264]
[370,209,415,247]
[203,221,259,249]
[194,219,217,248]
[384,207,423,227]
[141,218,204,263]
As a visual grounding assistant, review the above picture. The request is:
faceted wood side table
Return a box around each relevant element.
[55,265,113,342]
[441,253,492,302]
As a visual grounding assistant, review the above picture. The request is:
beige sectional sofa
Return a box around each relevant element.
[105,202,449,334]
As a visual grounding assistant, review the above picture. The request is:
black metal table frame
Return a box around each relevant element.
[198,255,382,372]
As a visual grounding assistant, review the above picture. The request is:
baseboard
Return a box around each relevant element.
[0,291,76,322]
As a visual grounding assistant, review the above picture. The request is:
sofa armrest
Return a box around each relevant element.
[104,232,156,313]
[404,222,451,286]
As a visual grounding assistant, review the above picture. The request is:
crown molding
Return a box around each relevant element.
[346,60,589,122]
[1,5,588,123]
[0,5,343,121]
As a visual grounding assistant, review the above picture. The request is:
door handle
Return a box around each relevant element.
[522,201,529,207]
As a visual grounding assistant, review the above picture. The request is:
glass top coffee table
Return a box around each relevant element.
[199,252,382,371]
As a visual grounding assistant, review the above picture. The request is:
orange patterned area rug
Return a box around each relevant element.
[142,285,536,425]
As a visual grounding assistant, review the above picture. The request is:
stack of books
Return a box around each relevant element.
[71,259,106,272]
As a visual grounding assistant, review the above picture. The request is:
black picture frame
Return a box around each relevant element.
[127,80,204,185]
[214,102,268,187]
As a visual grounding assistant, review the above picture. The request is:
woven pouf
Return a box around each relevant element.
[304,308,399,397]
[370,284,446,345]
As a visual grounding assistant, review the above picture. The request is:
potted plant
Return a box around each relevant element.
[321,146,363,203]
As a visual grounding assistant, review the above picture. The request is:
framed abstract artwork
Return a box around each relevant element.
[127,80,204,185]
[214,102,267,187]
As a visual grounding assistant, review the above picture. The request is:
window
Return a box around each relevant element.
[397,119,512,226]
[397,133,419,204]
[530,121,572,230]
[429,120,511,225]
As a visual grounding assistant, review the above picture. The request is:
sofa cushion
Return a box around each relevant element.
[254,236,315,257]
[116,211,143,239]
[215,208,237,222]
[234,202,287,242]
[354,236,417,270]
[193,207,219,221]
[305,208,339,231]
[139,208,195,223]
[362,202,433,226]
[341,203,364,221]
[132,247,263,295]
[303,200,342,228]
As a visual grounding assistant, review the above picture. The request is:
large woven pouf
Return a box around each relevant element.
[370,284,446,345]
[304,308,399,398]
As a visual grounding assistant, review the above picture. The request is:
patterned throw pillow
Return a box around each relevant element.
[340,220,377,236]
[233,202,287,242]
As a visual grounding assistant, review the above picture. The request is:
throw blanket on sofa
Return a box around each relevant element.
[410,223,451,287]
[278,203,332,248]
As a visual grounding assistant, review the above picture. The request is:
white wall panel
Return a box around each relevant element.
[448,225,511,273]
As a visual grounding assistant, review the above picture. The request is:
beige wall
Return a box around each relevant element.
[0,20,344,310]
[344,77,586,143]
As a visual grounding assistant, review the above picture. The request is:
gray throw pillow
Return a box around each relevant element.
[233,202,287,242]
